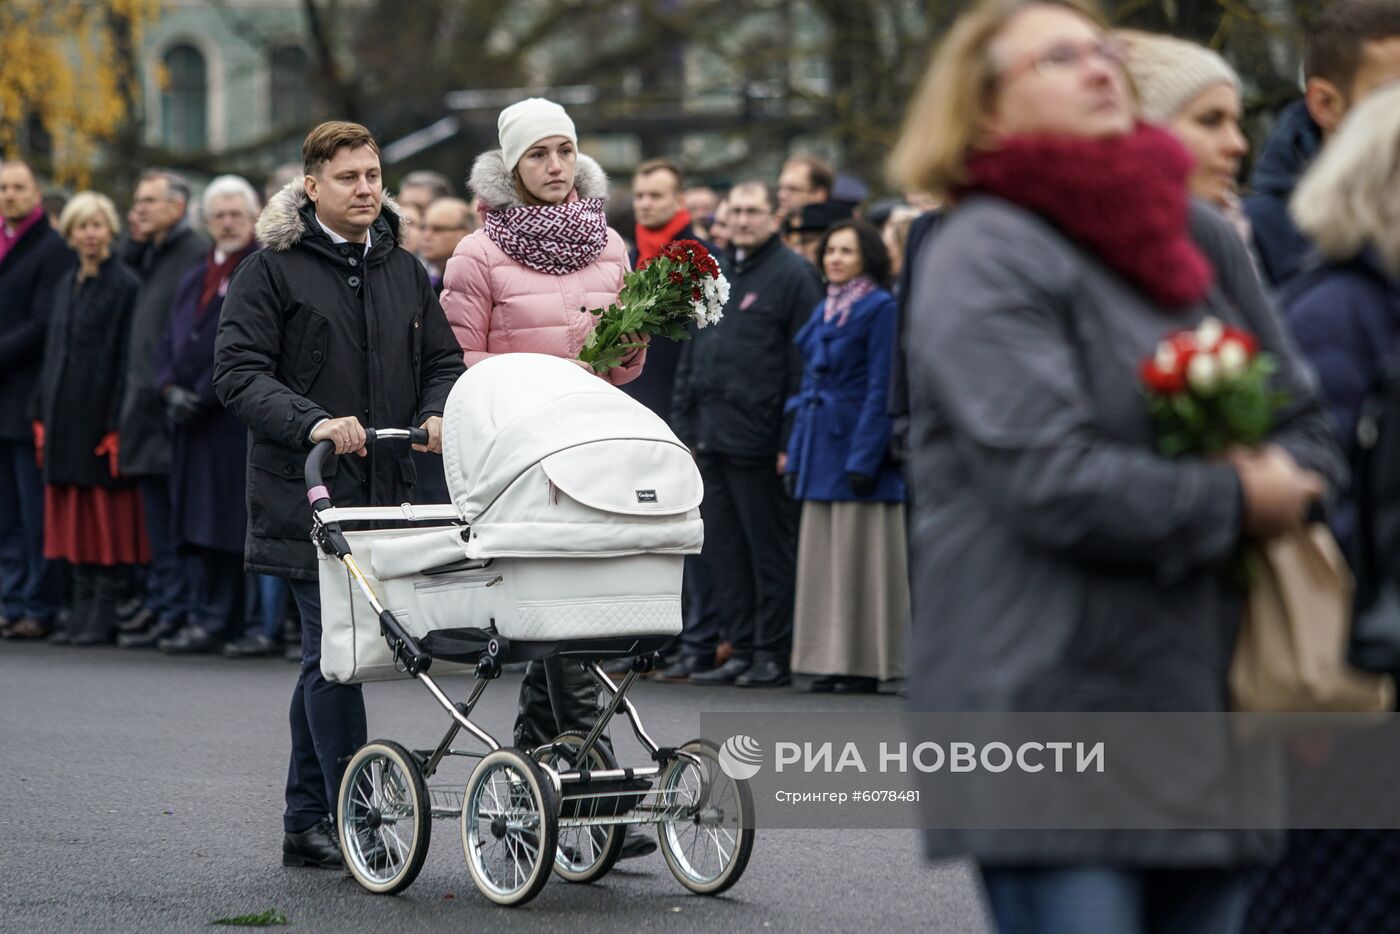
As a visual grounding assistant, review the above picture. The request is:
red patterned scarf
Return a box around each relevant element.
[962,123,1213,308]
[484,196,609,276]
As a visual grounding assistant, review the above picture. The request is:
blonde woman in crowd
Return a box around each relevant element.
[889,0,1342,930]
[34,193,148,646]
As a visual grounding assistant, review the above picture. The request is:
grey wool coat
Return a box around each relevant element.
[904,196,1345,866]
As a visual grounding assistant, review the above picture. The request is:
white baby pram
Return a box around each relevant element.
[307,353,754,906]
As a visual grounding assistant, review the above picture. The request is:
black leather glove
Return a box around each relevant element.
[783,473,799,498]
[847,472,876,497]
[161,385,205,426]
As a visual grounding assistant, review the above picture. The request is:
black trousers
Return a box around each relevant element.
[513,658,602,752]
[696,452,798,665]
[679,553,722,661]
[184,546,245,636]
[284,578,366,833]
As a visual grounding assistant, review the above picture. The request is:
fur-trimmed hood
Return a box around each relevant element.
[255,178,403,252]
[468,150,609,212]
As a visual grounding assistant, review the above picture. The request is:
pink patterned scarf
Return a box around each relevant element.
[483,197,609,275]
[823,275,877,327]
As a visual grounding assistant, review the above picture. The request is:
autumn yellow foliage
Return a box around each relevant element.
[0,0,161,186]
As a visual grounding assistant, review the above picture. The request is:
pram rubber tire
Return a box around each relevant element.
[461,747,558,907]
[534,731,628,884]
[337,740,431,895]
[657,738,755,896]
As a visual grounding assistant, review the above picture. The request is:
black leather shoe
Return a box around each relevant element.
[806,675,838,693]
[117,619,180,649]
[832,676,879,695]
[283,817,343,869]
[618,828,657,860]
[735,659,791,688]
[223,633,278,658]
[654,654,712,683]
[690,656,751,686]
[116,606,157,635]
[157,625,217,654]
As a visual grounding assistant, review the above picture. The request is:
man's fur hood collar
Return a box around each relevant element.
[469,150,609,211]
[255,178,403,252]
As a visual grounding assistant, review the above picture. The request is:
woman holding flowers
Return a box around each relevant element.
[784,219,908,694]
[439,96,653,861]
[440,97,645,385]
[889,0,1342,930]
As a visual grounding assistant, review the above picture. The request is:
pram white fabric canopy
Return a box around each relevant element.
[441,353,704,559]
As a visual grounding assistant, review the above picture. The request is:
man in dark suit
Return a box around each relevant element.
[0,160,74,640]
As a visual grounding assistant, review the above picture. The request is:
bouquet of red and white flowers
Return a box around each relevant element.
[579,239,729,374]
[1139,316,1286,457]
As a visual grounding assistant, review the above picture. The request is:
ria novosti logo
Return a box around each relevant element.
[718,734,764,780]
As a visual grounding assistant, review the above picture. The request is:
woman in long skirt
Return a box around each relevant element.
[784,219,909,693]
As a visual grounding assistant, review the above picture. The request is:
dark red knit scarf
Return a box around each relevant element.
[635,209,692,267]
[197,242,255,316]
[963,123,1213,308]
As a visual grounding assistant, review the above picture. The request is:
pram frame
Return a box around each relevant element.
[307,429,752,905]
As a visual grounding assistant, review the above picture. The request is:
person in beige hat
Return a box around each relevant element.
[1121,30,1249,228]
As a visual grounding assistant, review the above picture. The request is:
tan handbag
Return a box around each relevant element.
[1230,524,1395,712]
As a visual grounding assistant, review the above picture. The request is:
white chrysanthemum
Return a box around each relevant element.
[1154,343,1177,374]
[1187,352,1220,394]
[691,299,711,327]
[1217,339,1248,378]
[1195,316,1223,351]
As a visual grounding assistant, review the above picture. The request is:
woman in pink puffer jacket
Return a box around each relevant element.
[438,98,657,862]
[439,97,645,385]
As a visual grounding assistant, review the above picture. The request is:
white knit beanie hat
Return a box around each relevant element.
[1120,30,1242,124]
[498,98,578,171]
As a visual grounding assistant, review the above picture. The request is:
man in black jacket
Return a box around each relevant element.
[0,160,74,640]
[215,121,464,869]
[116,170,211,648]
[672,181,822,688]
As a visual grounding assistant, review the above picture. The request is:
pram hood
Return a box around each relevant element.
[440,353,703,558]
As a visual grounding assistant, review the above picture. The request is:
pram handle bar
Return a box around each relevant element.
[305,427,431,508]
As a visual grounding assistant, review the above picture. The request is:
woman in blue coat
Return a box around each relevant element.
[784,219,909,693]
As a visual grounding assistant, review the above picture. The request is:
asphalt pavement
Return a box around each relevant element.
[0,642,988,933]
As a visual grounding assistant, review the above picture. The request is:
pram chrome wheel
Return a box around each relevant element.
[337,740,431,895]
[461,748,558,906]
[657,739,755,895]
[535,731,627,884]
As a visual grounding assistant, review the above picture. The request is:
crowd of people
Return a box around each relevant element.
[2,0,1400,926]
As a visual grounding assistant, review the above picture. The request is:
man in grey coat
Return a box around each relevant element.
[117,170,210,648]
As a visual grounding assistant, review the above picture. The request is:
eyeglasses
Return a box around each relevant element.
[423,224,468,234]
[998,37,1127,85]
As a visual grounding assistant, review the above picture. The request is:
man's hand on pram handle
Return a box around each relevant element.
[413,416,443,454]
[310,416,368,457]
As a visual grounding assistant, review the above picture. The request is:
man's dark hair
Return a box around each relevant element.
[635,158,684,191]
[139,168,192,208]
[814,219,893,289]
[1306,0,1400,91]
[784,154,836,197]
[728,179,778,213]
[303,121,380,177]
